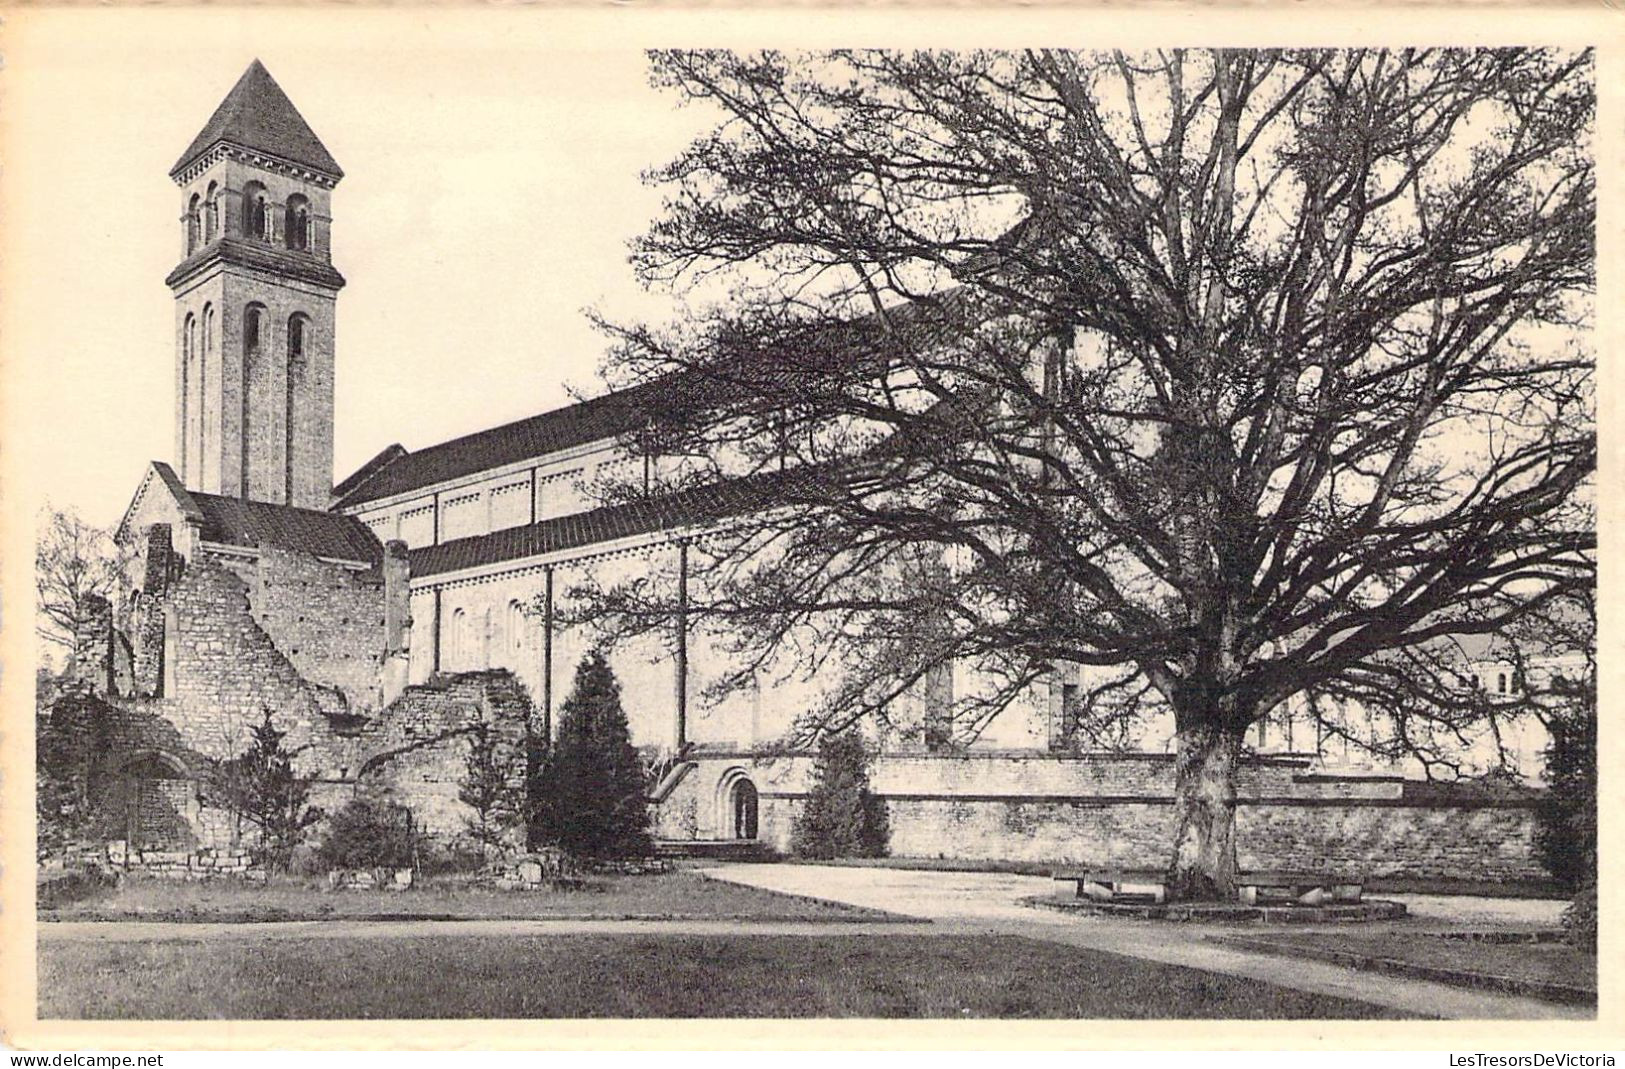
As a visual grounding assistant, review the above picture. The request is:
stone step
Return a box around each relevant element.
[653,839,775,861]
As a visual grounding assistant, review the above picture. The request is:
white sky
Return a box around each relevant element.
[4,11,715,528]
[4,10,1615,539]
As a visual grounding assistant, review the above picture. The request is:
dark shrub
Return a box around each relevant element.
[1537,702,1596,891]
[36,689,112,857]
[417,838,491,877]
[791,731,888,859]
[315,797,422,872]
[1562,767,1598,950]
[1564,877,1597,951]
[531,651,652,859]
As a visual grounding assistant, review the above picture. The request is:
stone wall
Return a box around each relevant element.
[107,842,264,881]
[1238,803,1542,882]
[242,544,388,713]
[150,552,358,769]
[662,750,1548,881]
[356,670,536,841]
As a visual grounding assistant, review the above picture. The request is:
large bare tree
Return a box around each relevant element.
[581,49,1595,899]
[35,506,128,660]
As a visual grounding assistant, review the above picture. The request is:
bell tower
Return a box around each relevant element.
[166,59,345,509]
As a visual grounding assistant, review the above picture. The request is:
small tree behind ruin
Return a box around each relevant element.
[460,719,527,860]
[35,506,130,662]
[210,710,324,871]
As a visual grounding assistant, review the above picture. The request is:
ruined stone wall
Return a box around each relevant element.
[151,551,367,775]
[664,751,1548,881]
[355,670,535,842]
[242,545,388,714]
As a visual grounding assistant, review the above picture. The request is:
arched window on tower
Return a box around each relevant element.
[284,314,311,504]
[199,304,215,488]
[204,182,219,243]
[244,305,263,354]
[241,305,266,500]
[186,194,201,254]
[243,181,269,240]
[284,194,311,252]
[181,312,197,478]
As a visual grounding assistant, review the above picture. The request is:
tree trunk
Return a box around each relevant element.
[1167,719,1245,901]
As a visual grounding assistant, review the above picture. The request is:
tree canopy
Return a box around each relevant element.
[579,49,1594,896]
[36,507,128,658]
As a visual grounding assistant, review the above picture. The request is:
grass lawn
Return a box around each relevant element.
[1216,931,1595,999]
[40,870,890,923]
[37,932,1411,1019]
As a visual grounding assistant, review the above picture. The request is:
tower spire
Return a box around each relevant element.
[171,60,342,181]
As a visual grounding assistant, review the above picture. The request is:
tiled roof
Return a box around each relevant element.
[334,289,961,510]
[408,468,803,578]
[335,377,680,509]
[191,492,382,564]
[172,60,343,179]
[332,443,408,500]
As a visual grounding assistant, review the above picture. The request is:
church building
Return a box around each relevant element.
[72,60,1552,879]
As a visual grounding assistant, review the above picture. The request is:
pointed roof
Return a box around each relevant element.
[171,60,342,180]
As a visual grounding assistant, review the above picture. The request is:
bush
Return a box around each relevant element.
[1534,674,1596,949]
[1537,703,1596,891]
[1562,768,1598,950]
[531,651,652,859]
[791,730,888,859]
[1564,877,1597,951]
[36,689,111,857]
[315,798,422,872]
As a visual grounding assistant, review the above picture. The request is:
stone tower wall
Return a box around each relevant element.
[171,265,336,507]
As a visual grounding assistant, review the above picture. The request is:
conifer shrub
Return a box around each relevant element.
[210,710,323,871]
[1534,674,1596,949]
[459,719,526,860]
[791,730,889,859]
[1537,701,1596,891]
[531,651,653,859]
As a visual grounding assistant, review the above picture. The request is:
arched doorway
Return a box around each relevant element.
[730,778,759,840]
[104,751,197,850]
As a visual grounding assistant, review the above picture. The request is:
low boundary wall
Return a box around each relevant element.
[654,750,1546,882]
